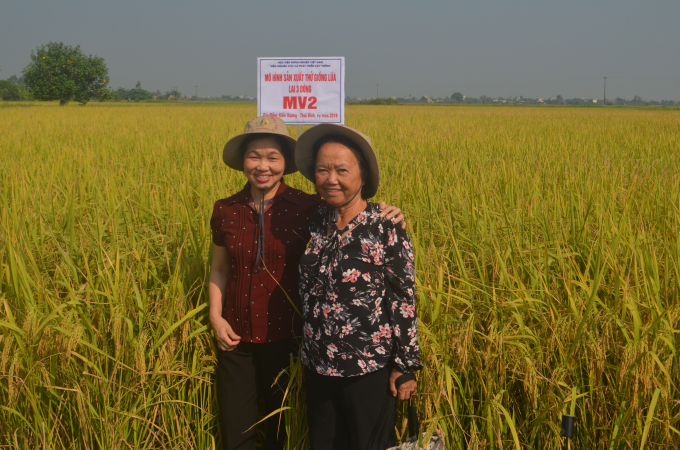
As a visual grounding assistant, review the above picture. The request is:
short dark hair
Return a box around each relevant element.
[240,133,291,167]
[312,134,371,199]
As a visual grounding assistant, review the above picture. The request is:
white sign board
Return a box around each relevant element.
[257,57,345,125]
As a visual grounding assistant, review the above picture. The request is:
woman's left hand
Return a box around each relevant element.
[378,202,406,229]
[389,368,417,401]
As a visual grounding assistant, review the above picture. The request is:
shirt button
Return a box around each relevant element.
[251,302,255,305]
[253,285,257,289]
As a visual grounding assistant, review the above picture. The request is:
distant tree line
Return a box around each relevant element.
[0,75,31,101]
[389,92,678,106]
[346,98,399,105]
[110,83,182,101]
[108,86,256,102]
[5,41,677,108]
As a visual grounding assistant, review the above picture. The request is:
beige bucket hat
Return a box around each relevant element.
[295,124,380,198]
[223,116,298,174]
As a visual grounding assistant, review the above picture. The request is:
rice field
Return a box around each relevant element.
[1,102,679,449]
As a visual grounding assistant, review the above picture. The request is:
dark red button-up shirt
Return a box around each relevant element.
[210,180,324,343]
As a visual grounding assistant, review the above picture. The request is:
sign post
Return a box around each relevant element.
[257,57,345,127]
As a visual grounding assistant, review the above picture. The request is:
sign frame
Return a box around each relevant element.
[257,57,345,125]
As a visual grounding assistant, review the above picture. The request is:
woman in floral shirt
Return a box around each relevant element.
[296,124,422,450]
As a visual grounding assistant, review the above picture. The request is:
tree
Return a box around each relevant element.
[126,88,152,101]
[556,95,563,104]
[8,75,24,85]
[22,42,110,105]
[164,88,182,100]
[451,92,464,103]
[136,81,141,89]
[0,80,21,100]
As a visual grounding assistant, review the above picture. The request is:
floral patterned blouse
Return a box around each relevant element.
[299,202,422,377]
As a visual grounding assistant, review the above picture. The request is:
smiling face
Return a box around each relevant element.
[242,137,286,191]
[314,142,365,208]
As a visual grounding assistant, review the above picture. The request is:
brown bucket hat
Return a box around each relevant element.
[223,116,298,174]
[295,124,380,198]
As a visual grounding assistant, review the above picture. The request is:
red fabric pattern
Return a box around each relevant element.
[210,180,324,343]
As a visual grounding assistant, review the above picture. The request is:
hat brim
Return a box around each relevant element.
[223,133,298,175]
[295,124,380,198]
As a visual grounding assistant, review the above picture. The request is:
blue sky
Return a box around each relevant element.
[2,0,679,100]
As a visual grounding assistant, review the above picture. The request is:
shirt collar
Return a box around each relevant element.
[223,178,305,206]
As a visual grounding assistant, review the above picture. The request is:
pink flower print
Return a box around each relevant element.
[341,323,354,335]
[319,265,326,273]
[408,325,417,338]
[393,324,401,337]
[376,346,386,355]
[358,360,367,372]
[368,360,378,370]
[322,304,331,318]
[352,299,362,306]
[327,291,338,302]
[371,331,381,343]
[342,269,361,282]
[326,344,338,359]
[362,273,371,282]
[379,324,392,339]
[363,351,374,357]
[387,228,397,246]
[303,323,313,339]
[400,303,415,318]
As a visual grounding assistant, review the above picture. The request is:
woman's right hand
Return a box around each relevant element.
[211,316,242,351]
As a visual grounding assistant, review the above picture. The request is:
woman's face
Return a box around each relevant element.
[243,137,286,191]
[314,142,364,207]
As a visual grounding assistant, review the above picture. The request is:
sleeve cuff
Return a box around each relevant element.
[394,372,417,390]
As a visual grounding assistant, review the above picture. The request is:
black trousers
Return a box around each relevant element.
[216,338,298,450]
[305,366,396,450]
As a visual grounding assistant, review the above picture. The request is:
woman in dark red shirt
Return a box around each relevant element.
[208,117,403,450]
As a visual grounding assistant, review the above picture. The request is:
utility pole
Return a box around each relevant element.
[603,77,607,106]
[376,84,379,99]
[195,85,198,99]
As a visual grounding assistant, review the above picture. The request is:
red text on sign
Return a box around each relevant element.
[283,96,318,109]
